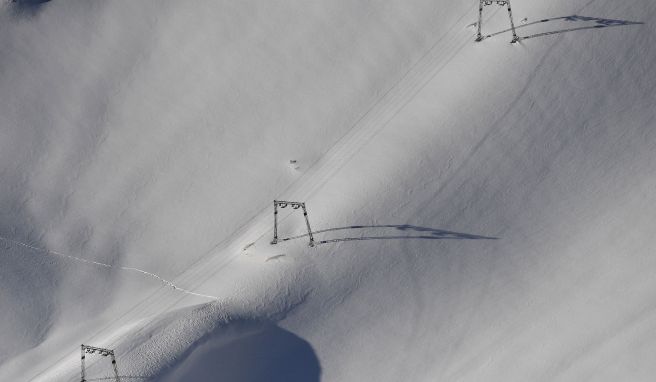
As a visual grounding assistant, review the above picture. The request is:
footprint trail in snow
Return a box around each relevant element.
[0,235,219,300]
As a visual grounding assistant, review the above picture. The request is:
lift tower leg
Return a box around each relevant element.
[271,201,279,244]
[476,0,484,41]
[301,203,315,247]
[506,1,520,43]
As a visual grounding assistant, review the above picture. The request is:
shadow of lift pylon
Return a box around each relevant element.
[271,200,315,247]
[476,0,520,43]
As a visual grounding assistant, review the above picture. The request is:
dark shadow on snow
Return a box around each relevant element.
[9,0,51,17]
[155,322,320,382]
[10,0,50,5]
[482,15,643,42]
[280,224,497,245]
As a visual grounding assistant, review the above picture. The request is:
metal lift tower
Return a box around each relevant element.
[476,0,520,43]
[271,200,315,247]
[80,344,121,382]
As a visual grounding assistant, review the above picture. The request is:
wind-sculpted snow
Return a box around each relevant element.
[1,0,656,381]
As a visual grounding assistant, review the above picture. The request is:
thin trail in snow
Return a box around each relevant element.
[0,235,219,300]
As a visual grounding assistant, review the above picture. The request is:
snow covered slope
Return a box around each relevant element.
[1,0,655,381]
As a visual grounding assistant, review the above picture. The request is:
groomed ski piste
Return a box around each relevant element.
[1,0,655,381]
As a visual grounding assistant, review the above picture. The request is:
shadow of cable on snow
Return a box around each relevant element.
[280,224,497,245]
[155,322,320,382]
[483,15,643,41]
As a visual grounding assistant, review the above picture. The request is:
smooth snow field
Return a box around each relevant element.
[1,0,655,381]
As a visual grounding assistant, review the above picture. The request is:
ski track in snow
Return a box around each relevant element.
[0,235,219,300]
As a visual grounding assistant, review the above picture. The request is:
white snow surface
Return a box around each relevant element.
[1,0,655,381]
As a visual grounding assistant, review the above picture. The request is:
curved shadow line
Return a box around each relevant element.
[316,235,498,245]
[483,15,643,41]
[279,225,498,243]
[519,24,642,41]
